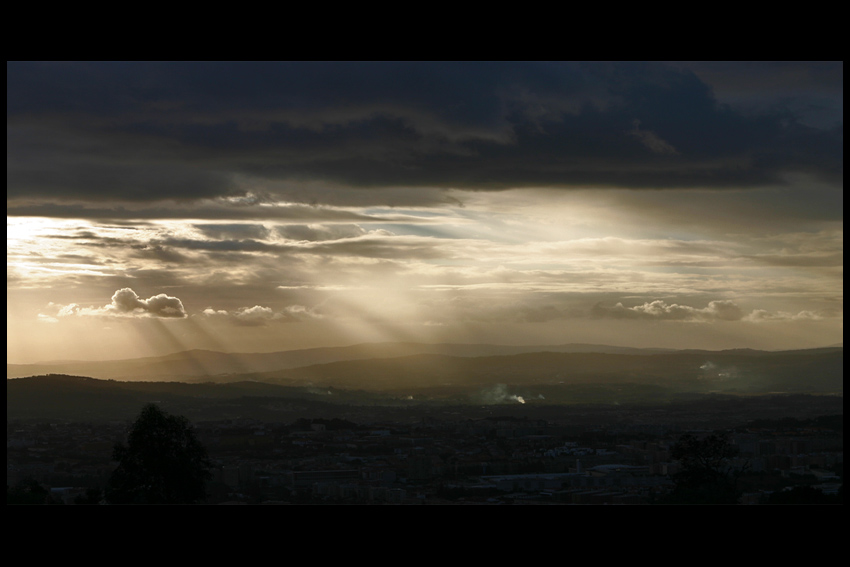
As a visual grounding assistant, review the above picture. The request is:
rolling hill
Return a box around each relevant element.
[7,341,678,381]
[8,342,841,424]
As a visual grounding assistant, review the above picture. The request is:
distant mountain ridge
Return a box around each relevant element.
[7,341,842,404]
[7,341,683,380]
[250,348,844,393]
[7,344,843,422]
[8,344,842,400]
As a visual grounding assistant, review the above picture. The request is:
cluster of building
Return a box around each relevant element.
[7,413,842,504]
[194,415,841,504]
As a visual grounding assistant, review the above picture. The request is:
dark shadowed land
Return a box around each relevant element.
[6,371,844,426]
[8,342,842,505]
[7,343,842,422]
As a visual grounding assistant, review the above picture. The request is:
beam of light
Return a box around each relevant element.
[126,317,215,379]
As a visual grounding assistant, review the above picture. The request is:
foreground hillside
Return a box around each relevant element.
[6,372,843,428]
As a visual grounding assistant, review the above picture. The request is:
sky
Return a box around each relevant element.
[7,61,843,363]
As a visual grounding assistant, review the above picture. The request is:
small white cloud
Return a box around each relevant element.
[592,299,743,321]
[234,305,277,326]
[202,308,229,316]
[282,304,324,321]
[198,303,323,326]
[106,288,187,318]
[744,308,837,322]
[52,288,187,319]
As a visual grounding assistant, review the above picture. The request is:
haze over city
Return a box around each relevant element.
[7,61,843,364]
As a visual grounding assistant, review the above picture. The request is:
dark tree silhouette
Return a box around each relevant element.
[667,432,743,504]
[74,488,103,505]
[105,404,212,504]
[7,478,57,505]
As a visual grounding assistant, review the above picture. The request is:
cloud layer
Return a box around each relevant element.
[7,62,842,362]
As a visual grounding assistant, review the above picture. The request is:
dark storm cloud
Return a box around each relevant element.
[7,61,843,209]
[4,201,441,222]
[130,244,191,264]
[669,61,843,130]
[193,223,271,241]
[155,234,450,260]
[157,237,280,253]
[275,224,368,241]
